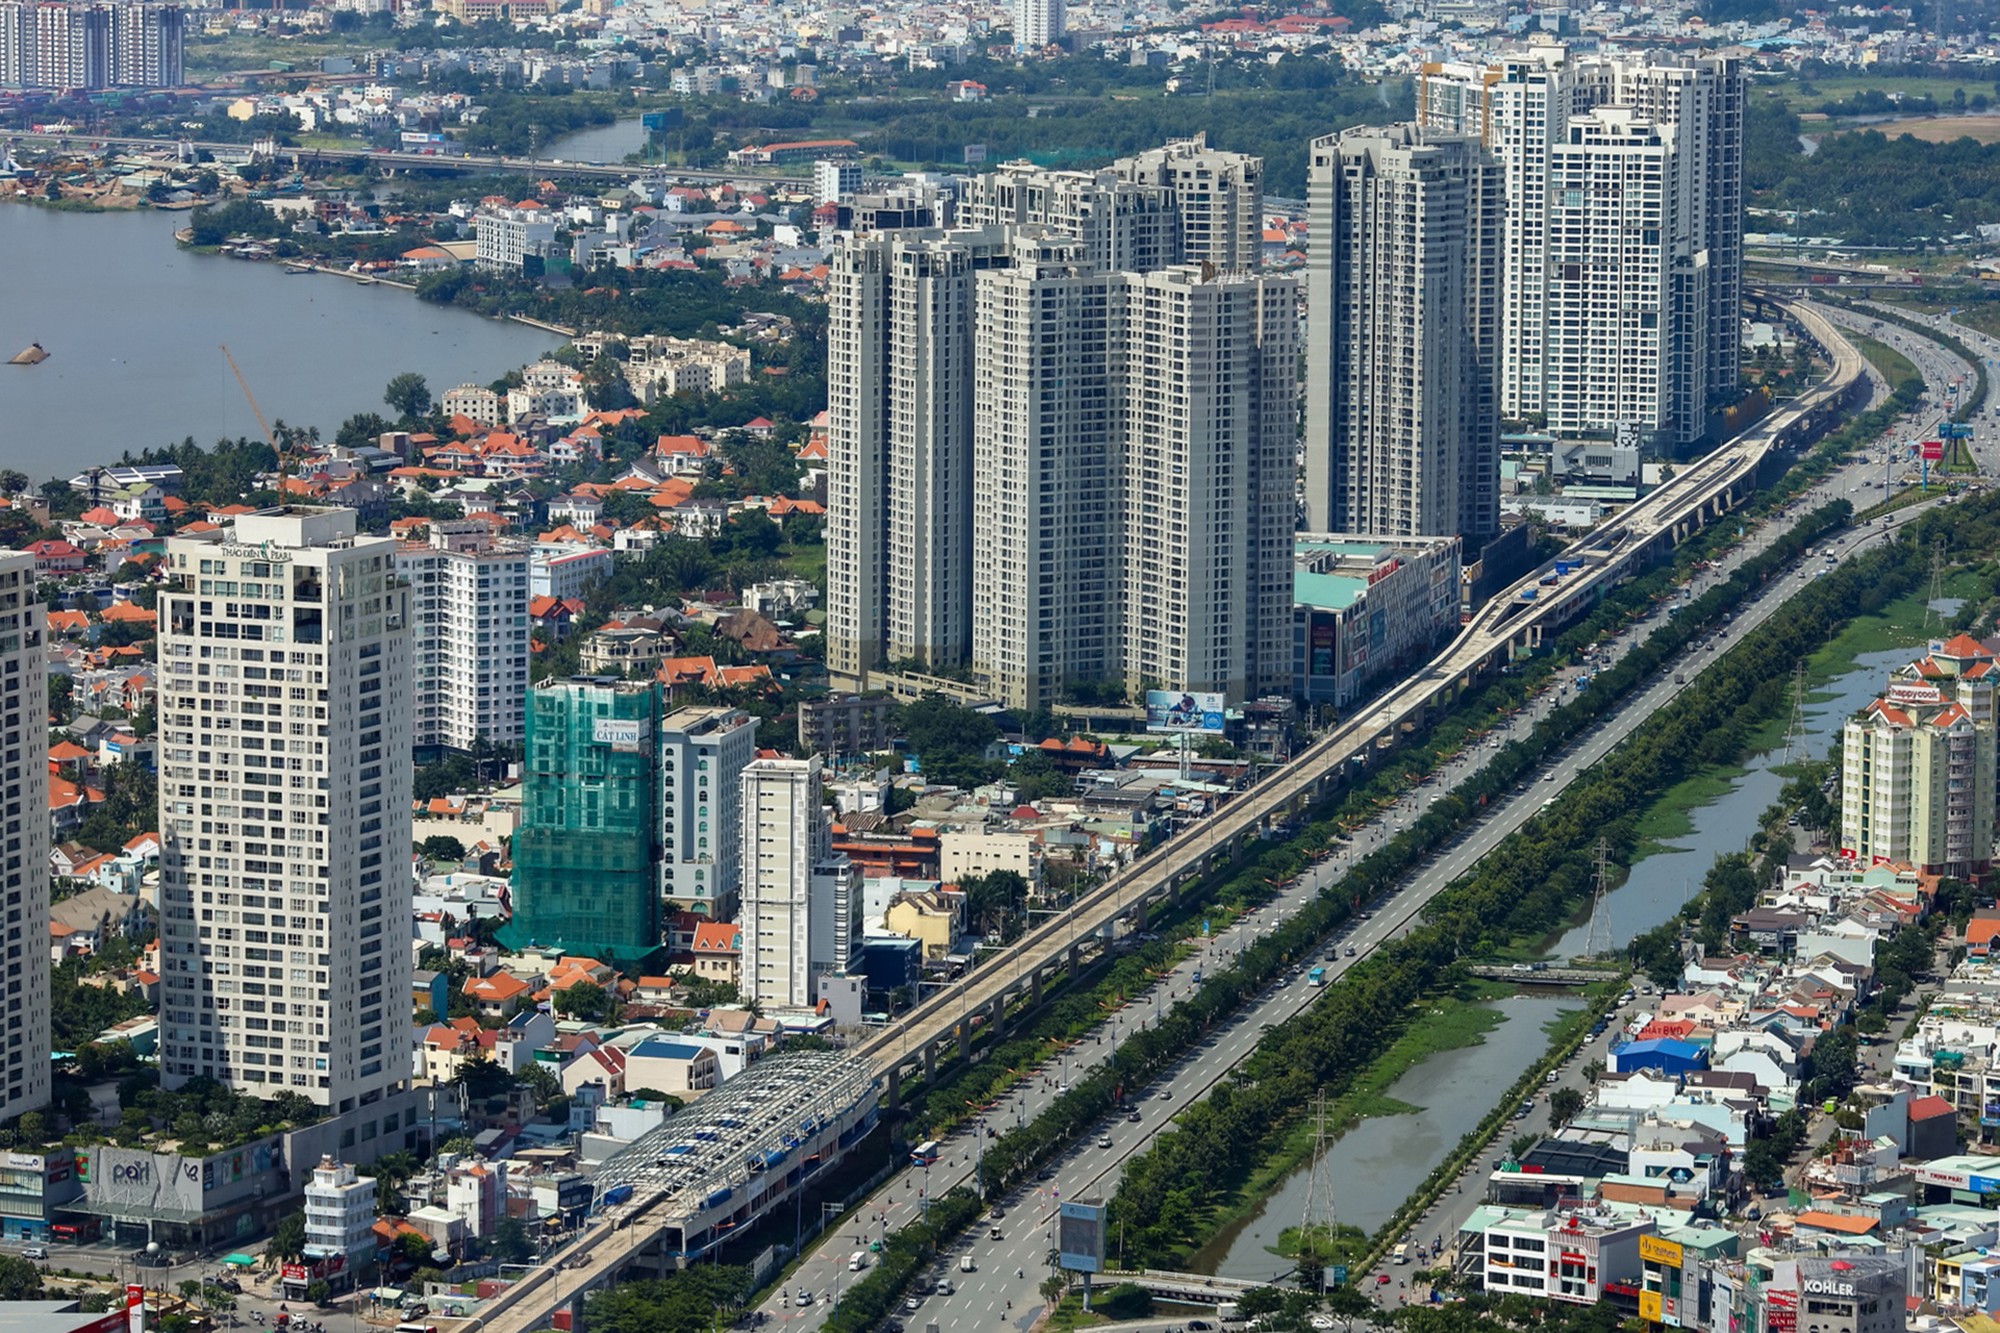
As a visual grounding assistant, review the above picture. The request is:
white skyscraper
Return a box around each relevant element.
[1417,47,1743,446]
[970,236,1116,711]
[658,705,758,918]
[1114,135,1265,272]
[1544,108,1704,445]
[831,142,1288,711]
[1111,264,1297,702]
[157,510,416,1128]
[1013,0,1062,51]
[394,519,529,753]
[1303,124,1500,540]
[825,229,1008,686]
[737,756,858,1009]
[0,553,50,1122]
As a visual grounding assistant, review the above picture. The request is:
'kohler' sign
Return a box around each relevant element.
[1801,1278,1856,1298]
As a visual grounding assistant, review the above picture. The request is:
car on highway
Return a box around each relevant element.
[1097,1136,1113,1149]
[795,1289,813,1308]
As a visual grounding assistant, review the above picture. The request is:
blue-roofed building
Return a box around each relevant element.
[1612,1038,1709,1077]
[624,1036,721,1100]
[1292,534,1461,706]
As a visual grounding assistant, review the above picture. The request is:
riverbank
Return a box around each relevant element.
[0,205,556,473]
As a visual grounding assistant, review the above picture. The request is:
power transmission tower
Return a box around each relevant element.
[1923,538,1949,630]
[1300,1088,1338,1294]
[1782,660,1810,766]
[1584,838,1616,957]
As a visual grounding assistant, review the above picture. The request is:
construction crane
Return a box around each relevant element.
[220,343,289,510]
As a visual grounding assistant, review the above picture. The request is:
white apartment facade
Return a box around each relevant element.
[1113,134,1265,272]
[1544,109,1702,445]
[474,203,557,272]
[1012,0,1062,50]
[825,229,1006,685]
[831,149,1286,711]
[1303,123,1498,540]
[737,756,858,1008]
[1113,264,1296,703]
[1417,46,1743,444]
[394,520,529,752]
[302,1155,376,1280]
[1841,635,1998,879]
[441,385,504,428]
[157,509,416,1121]
[658,705,758,918]
[0,553,49,1122]
[970,236,1115,712]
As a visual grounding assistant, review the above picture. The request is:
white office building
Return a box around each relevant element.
[394,520,529,752]
[737,756,859,1009]
[157,509,417,1128]
[302,1155,376,1286]
[658,706,758,918]
[1303,123,1499,541]
[0,553,49,1122]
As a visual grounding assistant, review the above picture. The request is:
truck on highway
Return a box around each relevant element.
[1308,966,1327,987]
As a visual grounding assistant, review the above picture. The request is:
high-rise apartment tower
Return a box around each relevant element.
[157,510,413,1118]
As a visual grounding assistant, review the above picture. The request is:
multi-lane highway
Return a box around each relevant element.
[731,306,1894,1332]
[462,300,1869,1333]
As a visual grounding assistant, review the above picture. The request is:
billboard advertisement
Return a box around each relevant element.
[1639,1235,1683,1268]
[1309,614,1336,679]
[1922,440,1945,462]
[1144,690,1225,735]
[1057,1200,1106,1275]
[85,1148,205,1215]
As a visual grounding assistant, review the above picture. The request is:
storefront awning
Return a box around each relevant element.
[222,1255,257,1268]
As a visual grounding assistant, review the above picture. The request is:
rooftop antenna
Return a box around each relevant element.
[1584,837,1615,957]
[221,344,289,512]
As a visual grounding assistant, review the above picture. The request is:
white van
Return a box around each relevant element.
[848,1251,868,1272]
[1393,1243,1411,1265]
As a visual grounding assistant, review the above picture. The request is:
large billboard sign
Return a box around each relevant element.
[1057,1200,1106,1275]
[1144,690,1225,735]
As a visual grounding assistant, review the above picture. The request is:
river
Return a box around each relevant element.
[1191,994,1584,1281]
[545,117,650,165]
[0,206,555,483]
[1544,643,1909,958]
[1194,635,1926,1280]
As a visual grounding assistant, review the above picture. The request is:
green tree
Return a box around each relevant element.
[491,1216,534,1265]
[0,1257,44,1298]
[268,1211,307,1262]
[336,412,396,451]
[1548,1085,1584,1128]
[384,373,434,422]
[582,1268,751,1333]
[419,836,468,864]
[553,982,615,1023]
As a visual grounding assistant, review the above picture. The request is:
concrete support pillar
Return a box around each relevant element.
[921,1042,935,1086]
[988,995,1006,1038]
[885,1065,901,1111]
[957,1019,972,1061]
[1031,967,1043,1006]
[1067,942,1081,975]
